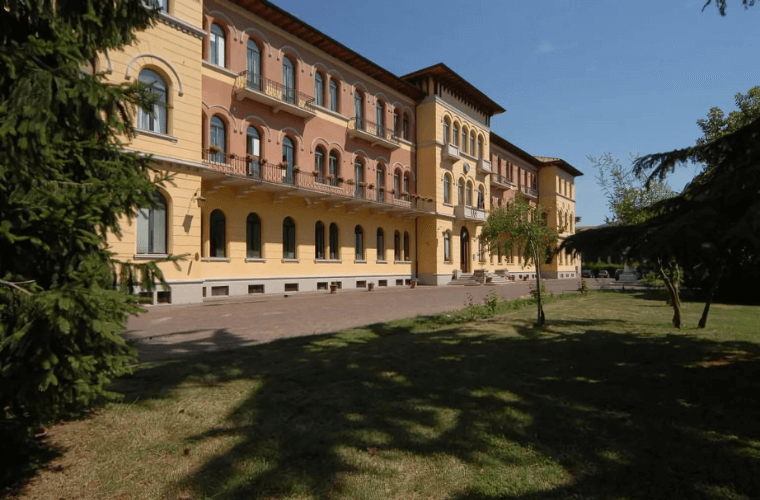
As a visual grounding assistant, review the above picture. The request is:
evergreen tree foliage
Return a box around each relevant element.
[0,0,166,436]
[702,0,756,15]
[479,194,560,326]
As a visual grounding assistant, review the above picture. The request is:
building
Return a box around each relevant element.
[102,0,583,305]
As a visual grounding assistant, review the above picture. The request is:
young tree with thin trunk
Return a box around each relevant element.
[479,194,559,327]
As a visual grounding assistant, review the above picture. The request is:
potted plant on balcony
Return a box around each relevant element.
[229,153,237,159]
[292,165,300,173]
[346,179,355,185]
[358,181,367,187]
[368,183,375,189]
[336,176,344,183]
[208,145,220,155]
[312,170,321,177]
[246,154,258,162]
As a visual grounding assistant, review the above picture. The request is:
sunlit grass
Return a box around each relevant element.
[15,292,760,500]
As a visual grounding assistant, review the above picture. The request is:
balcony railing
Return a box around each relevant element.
[491,175,516,189]
[477,158,493,173]
[233,71,316,118]
[520,185,538,197]
[442,143,460,161]
[202,150,429,211]
[347,117,400,148]
[454,205,487,222]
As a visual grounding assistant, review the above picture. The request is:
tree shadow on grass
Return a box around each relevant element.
[101,313,760,500]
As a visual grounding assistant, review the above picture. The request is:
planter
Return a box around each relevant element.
[367,283,375,291]
[410,280,417,289]
[312,171,321,177]
[208,146,221,154]
[358,182,368,187]
[346,180,355,185]
[330,284,338,294]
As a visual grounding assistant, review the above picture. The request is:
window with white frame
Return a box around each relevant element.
[137,69,167,134]
[210,23,225,67]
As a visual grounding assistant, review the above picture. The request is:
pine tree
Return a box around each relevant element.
[0,0,167,440]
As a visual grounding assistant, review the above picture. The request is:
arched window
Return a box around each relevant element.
[282,56,296,104]
[377,228,385,261]
[376,100,385,135]
[478,240,484,262]
[329,223,339,260]
[210,209,226,258]
[477,185,485,209]
[394,230,401,261]
[354,158,364,198]
[457,178,464,205]
[403,172,410,201]
[282,217,296,259]
[403,231,410,261]
[209,115,226,163]
[210,23,226,67]
[443,173,451,204]
[328,151,339,187]
[462,126,468,153]
[315,221,325,259]
[453,122,459,147]
[315,147,325,184]
[354,90,364,129]
[282,136,294,184]
[443,117,451,144]
[314,72,324,107]
[246,126,261,178]
[376,164,385,202]
[137,69,168,134]
[393,170,401,199]
[393,109,400,137]
[329,78,339,112]
[466,182,473,206]
[403,113,410,140]
[443,231,451,262]
[477,136,484,159]
[470,131,475,156]
[137,191,167,254]
[247,40,261,90]
[354,225,364,261]
[246,213,261,258]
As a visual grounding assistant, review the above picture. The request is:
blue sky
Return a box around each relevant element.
[274,0,758,225]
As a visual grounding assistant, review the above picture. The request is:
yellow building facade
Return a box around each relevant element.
[106,0,582,304]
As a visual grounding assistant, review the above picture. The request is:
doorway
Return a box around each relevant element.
[460,227,470,273]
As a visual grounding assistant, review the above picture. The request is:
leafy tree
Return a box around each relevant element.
[590,152,674,226]
[697,86,760,144]
[702,0,756,15]
[479,194,559,326]
[0,0,171,450]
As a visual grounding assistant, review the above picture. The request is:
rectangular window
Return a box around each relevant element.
[156,291,172,304]
[248,284,264,294]
[211,286,229,296]
[379,280,388,287]
[317,282,328,291]
[356,281,367,288]
[396,279,404,286]
[284,283,299,292]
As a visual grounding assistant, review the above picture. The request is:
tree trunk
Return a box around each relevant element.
[658,264,681,329]
[534,246,545,327]
[698,268,723,329]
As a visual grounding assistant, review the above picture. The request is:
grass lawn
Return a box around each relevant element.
[11,291,760,500]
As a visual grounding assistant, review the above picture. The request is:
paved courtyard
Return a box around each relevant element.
[126,279,603,362]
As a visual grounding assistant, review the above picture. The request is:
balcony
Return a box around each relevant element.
[441,143,460,162]
[347,117,400,150]
[491,175,516,190]
[477,158,493,174]
[200,151,432,216]
[233,72,316,120]
[454,205,487,223]
[520,185,538,198]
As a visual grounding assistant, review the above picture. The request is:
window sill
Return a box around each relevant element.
[442,202,453,207]
[281,258,299,263]
[201,257,231,262]
[444,261,453,265]
[376,260,387,264]
[202,60,239,79]
[134,253,169,260]
[394,260,412,265]
[245,258,266,263]
[135,129,178,143]
[315,259,342,264]
[355,260,367,264]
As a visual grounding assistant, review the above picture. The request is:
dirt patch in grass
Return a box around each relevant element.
[9,292,760,500]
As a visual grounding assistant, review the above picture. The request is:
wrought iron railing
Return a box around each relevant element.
[234,71,315,113]
[348,117,400,145]
[202,151,430,210]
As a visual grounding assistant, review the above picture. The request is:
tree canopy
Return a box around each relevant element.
[702,0,756,15]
